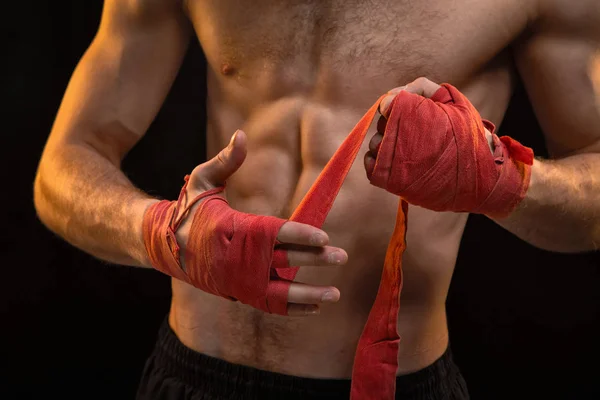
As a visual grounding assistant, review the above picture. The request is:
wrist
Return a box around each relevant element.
[132,197,161,267]
[523,158,548,204]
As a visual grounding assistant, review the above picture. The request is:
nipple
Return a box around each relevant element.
[221,63,236,76]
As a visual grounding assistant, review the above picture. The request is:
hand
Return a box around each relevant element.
[364,77,493,180]
[359,77,532,216]
[176,130,348,316]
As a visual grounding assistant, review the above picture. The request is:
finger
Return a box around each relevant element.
[287,282,341,304]
[377,85,406,117]
[364,151,375,179]
[377,115,387,132]
[404,77,442,98]
[287,304,321,316]
[379,94,396,119]
[379,78,443,117]
[285,245,348,267]
[277,221,329,246]
[189,130,248,190]
[369,133,383,155]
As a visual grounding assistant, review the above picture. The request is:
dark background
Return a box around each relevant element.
[4,2,600,399]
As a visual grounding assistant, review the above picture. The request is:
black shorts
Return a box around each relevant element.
[136,318,469,400]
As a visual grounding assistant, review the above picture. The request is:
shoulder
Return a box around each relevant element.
[104,0,188,23]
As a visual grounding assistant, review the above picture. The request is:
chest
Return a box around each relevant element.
[188,0,530,89]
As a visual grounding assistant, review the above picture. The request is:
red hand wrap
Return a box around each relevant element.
[371,84,534,218]
[143,178,292,315]
[143,83,533,400]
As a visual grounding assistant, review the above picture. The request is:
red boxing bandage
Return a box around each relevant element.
[143,179,292,315]
[370,84,534,218]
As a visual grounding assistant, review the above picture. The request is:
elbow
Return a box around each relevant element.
[33,165,51,231]
[33,158,60,235]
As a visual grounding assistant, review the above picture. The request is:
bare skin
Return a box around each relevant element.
[35,0,600,380]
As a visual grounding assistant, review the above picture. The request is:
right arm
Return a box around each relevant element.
[34,0,192,267]
[34,1,346,313]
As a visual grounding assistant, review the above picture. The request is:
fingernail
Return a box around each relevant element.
[310,233,327,246]
[229,131,238,147]
[306,306,320,315]
[321,291,337,302]
[328,251,341,264]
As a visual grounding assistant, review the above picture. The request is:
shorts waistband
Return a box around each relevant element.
[150,317,464,399]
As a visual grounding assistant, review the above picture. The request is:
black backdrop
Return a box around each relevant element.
[4,2,600,399]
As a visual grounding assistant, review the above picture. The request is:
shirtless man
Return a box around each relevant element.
[34,0,600,399]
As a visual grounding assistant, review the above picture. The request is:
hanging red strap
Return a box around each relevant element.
[271,95,406,400]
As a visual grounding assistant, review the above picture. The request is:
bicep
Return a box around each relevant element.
[514,14,600,157]
[46,0,191,163]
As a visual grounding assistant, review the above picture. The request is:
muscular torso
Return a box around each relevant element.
[170,0,531,377]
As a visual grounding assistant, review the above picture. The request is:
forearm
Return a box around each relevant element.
[495,154,600,253]
[34,142,158,267]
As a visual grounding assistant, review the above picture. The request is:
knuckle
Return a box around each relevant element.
[314,251,323,266]
[312,291,322,302]
[322,249,334,265]
[289,250,301,266]
[216,149,229,167]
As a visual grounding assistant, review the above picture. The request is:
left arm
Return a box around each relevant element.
[498,3,600,252]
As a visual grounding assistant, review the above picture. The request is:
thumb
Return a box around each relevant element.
[190,130,247,189]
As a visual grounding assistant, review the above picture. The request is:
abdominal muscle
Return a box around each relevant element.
[167,88,469,378]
